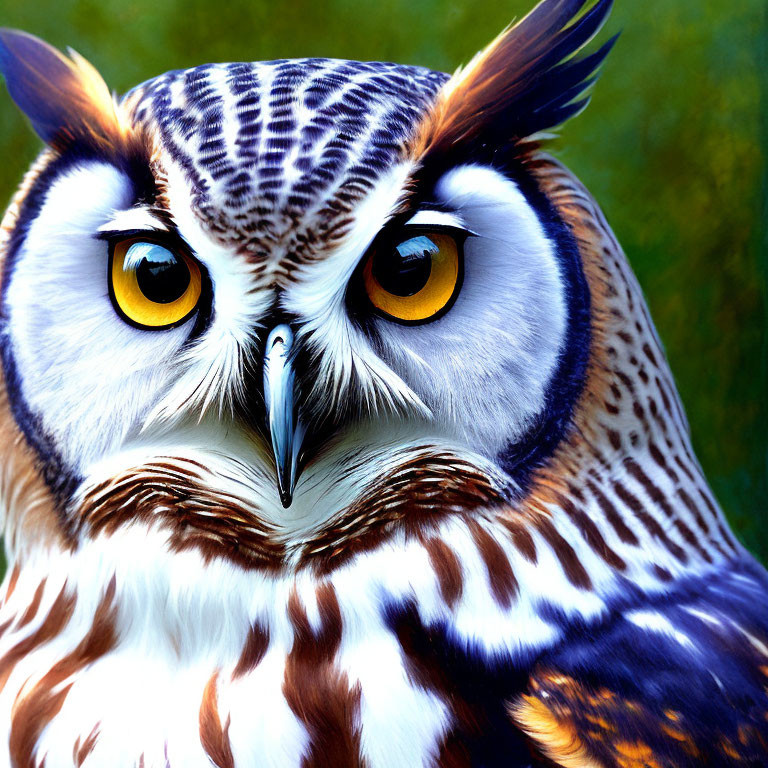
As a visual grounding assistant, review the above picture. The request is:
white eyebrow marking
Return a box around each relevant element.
[98,206,170,234]
[404,209,467,229]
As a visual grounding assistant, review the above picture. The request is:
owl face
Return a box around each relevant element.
[0,14,600,546]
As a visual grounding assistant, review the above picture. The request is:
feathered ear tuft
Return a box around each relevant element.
[412,0,617,161]
[0,28,129,153]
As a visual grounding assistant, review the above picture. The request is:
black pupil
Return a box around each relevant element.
[373,235,435,297]
[133,245,190,304]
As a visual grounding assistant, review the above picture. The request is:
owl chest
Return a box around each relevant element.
[0,599,543,768]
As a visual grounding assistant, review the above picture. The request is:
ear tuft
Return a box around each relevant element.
[413,0,617,161]
[0,28,128,153]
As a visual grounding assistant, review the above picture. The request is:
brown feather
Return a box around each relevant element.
[410,0,614,161]
[0,28,133,153]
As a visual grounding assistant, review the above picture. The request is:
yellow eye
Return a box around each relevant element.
[362,230,463,324]
[109,238,202,330]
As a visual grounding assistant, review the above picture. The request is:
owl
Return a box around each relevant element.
[0,0,766,766]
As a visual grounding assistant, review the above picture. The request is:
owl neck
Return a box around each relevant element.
[519,152,742,578]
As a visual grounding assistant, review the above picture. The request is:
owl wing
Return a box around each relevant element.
[510,581,768,767]
[512,669,768,767]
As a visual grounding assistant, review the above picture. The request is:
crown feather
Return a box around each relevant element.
[0,28,128,153]
[412,0,616,160]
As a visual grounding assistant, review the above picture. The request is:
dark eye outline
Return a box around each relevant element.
[98,229,210,332]
[356,224,469,327]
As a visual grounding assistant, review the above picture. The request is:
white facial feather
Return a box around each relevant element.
[4,162,190,473]
[384,165,566,458]
[283,161,432,420]
[4,157,277,476]
[77,414,506,543]
[143,158,271,425]
[296,162,567,460]
[6,145,566,485]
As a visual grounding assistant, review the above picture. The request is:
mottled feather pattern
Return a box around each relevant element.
[75,448,504,573]
[128,59,447,267]
[513,564,768,766]
[0,0,765,765]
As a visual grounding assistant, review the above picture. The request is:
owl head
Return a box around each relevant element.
[0,0,732,581]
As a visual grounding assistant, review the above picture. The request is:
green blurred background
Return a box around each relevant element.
[0,0,765,562]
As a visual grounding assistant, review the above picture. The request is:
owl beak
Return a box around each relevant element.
[263,324,305,508]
